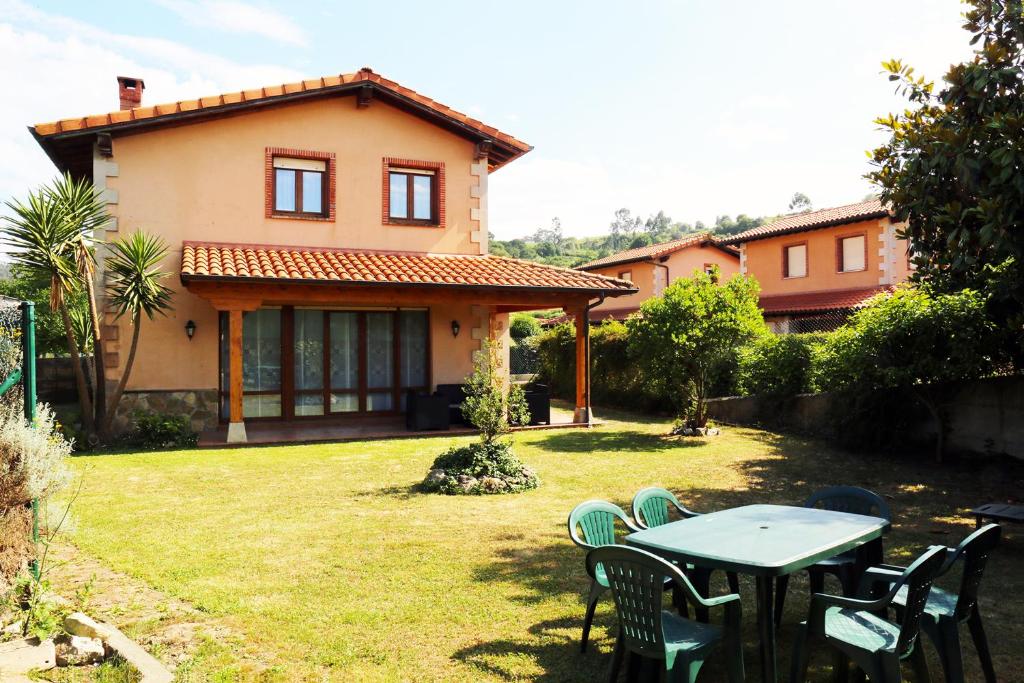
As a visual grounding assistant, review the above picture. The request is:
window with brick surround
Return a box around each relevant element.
[265,148,335,221]
[783,242,807,278]
[837,233,867,273]
[382,158,445,227]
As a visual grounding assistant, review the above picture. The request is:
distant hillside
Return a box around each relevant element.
[491,211,769,268]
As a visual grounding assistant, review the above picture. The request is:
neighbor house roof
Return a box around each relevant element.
[759,285,893,315]
[720,200,890,245]
[31,67,531,174]
[180,242,636,295]
[577,232,737,271]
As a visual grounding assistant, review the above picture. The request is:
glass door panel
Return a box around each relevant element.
[329,312,359,413]
[294,309,325,416]
[365,312,394,411]
[242,309,281,418]
[399,310,429,411]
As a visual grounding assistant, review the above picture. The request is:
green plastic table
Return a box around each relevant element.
[626,504,889,683]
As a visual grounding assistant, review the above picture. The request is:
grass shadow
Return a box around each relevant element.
[531,429,702,454]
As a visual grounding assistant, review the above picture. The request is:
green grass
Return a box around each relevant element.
[53,406,1023,681]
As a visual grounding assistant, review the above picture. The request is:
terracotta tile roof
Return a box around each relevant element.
[720,200,890,245]
[577,232,737,271]
[180,242,636,295]
[759,286,893,315]
[32,67,531,171]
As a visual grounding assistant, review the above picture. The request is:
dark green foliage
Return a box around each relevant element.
[0,264,89,356]
[133,412,198,450]
[423,441,539,495]
[509,314,541,341]
[868,0,1024,360]
[736,333,828,398]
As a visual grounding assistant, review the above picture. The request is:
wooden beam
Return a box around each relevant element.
[573,305,591,424]
[227,309,246,443]
[184,280,592,310]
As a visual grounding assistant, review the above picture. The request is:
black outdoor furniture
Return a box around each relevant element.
[434,384,468,425]
[405,391,450,431]
[970,502,1024,528]
[523,383,551,425]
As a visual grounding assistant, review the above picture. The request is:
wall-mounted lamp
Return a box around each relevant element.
[451,320,461,338]
[184,320,196,341]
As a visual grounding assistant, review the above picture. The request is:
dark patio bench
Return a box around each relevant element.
[405,390,450,431]
[970,502,1024,528]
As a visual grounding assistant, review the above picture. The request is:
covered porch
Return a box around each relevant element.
[180,242,635,444]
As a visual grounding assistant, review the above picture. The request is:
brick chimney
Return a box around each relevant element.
[117,76,145,110]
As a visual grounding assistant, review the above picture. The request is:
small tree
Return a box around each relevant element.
[628,268,766,429]
[818,286,997,460]
[462,339,528,443]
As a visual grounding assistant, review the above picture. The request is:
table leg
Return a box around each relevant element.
[756,576,777,683]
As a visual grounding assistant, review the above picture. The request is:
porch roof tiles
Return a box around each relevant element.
[180,242,637,295]
[577,232,736,271]
[759,285,893,315]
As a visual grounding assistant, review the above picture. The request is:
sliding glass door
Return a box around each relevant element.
[220,307,429,421]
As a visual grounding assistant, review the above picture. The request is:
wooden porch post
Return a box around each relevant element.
[227,309,246,443]
[573,305,591,425]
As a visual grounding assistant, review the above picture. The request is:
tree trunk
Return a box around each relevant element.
[58,303,94,436]
[81,265,107,439]
[102,313,140,435]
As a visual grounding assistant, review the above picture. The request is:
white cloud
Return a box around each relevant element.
[154,0,307,46]
[0,0,298,238]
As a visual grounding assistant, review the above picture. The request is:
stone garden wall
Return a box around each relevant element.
[110,390,220,437]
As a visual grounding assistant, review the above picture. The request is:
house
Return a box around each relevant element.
[719,199,911,333]
[574,232,739,321]
[30,69,636,442]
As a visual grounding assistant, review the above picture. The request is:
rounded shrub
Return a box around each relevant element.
[422,441,539,495]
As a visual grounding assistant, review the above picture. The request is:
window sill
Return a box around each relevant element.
[837,268,866,274]
[270,213,333,222]
[783,275,808,280]
[386,219,442,228]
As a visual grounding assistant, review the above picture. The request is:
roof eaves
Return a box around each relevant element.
[721,210,890,245]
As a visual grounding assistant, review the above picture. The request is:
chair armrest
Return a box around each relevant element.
[808,591,891,634]
[700,592,742,608]
[856,565,903,598]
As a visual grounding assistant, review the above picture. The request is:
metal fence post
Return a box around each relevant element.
[21,301,40,579]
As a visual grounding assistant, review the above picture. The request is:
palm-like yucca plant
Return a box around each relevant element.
[103,231,173,433]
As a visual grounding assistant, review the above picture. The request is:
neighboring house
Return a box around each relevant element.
[574,232,739,321]
[30,69,635,442]
[720,199,911,333]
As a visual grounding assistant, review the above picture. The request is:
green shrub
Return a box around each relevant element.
[509,314,541,341]
[736,333,828,398]
[133,412,198,450]
[423,441,539,495]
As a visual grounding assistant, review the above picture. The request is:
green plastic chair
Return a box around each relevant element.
[863,523,1001,683]
[568,499,659,653]
[790,545,946,683]
[587,545,744,683]
[632,487,741,620]
[775,486,892,626]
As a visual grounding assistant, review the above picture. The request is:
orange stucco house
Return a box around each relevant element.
[720,199,912,332]
[30,69,634,442]
[575,233,740,321]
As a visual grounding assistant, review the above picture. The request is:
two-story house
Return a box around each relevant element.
[575,233,739,321]
[720,199,911,332]
[30,69,635,443]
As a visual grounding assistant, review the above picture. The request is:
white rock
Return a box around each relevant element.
[0,637,56,673]
[63,612,113,641]
[2,620,23,635]
[67,635,105,664]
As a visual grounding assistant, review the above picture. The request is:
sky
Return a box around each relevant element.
[0,0,974,240]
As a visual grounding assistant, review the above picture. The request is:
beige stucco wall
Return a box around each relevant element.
[586,244,740,317]
[98,97,488,393]
[743,218,911,297]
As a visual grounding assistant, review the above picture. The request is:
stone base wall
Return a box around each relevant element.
[111,390,220,437]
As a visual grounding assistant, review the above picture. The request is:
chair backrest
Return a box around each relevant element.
[804,485,892,522]
[950,523,1002,621]
[586,545,689,660]
[894,545,947,656]
[568,500,637,549]
[631,487,693,529]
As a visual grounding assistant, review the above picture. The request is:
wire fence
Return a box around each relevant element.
[510,339,540,376]
[769,310,852,334]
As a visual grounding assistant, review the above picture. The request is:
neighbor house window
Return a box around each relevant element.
[837,234,866,273]
[783,243,807,278]
[265,148,335,221]
[382,158,445,227]
[704,263,716,276]
[618,270,632,282]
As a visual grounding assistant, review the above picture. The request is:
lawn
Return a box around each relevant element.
[50,406,1023,682]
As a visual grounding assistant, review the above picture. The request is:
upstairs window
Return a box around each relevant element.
[837,234,866,272]
[783,243,807,278]
[618,270,632,282]
[389,169,436,223]
[382,158,445,227]
[265,148,335,221]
